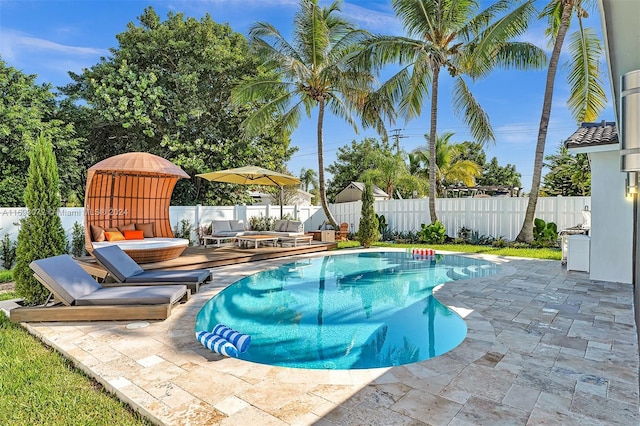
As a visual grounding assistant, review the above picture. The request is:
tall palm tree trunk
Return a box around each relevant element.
[429,66,441,224]
[317,98,338,229]
[516,3,572,243]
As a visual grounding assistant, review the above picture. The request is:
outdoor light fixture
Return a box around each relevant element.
[626,172,638,199]
[621,70,640,172]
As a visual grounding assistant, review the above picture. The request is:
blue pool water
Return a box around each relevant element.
[195,251,500,369]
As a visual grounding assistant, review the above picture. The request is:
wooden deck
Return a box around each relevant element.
[76,241,337,280]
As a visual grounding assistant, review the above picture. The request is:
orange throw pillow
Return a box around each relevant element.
[104,231,126,242]
[123,230,144,240]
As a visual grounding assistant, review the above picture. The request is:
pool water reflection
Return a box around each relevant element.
[195,251,500,369]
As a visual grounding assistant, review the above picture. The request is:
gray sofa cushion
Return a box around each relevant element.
[213,220,232,232]
[286,221,303,233]
[93,246,144,282]
[229,220,245,232]
[76,285,186,306]
[30,255,102,305]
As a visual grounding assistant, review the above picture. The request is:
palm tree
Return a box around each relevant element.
[361,0,545,223]
[299,167,318,193]
[232,0,393,228]
[516,0,606,242]
[363,150,428,199]
[413,132,482,196]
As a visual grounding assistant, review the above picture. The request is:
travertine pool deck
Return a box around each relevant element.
[5,249,639,425]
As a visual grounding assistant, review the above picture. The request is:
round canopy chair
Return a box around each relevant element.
[84,152,190,263]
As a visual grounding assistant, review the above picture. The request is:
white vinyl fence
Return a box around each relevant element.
[0,196,590,244]
[331,196,591,241]
[0,205,324,244]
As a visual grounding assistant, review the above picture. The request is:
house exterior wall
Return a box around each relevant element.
[589,150,633,283]
[335,188,363,203]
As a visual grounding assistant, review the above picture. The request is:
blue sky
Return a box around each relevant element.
[0,0,614,191]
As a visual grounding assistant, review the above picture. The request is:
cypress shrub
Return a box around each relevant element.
[14,133,68,305]
[357,180,380,248]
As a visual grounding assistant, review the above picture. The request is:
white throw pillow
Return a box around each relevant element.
[275,220,287,232]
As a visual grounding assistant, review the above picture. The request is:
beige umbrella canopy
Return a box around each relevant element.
[88,152,190,178]
[196,166,301,218]
[196,166,300,186]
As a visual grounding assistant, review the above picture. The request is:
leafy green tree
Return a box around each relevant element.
[327,138,389,202]
[478,157,522,188]
[0,58,82,206]
[362,0,545,223]
[413,132,482,196]
[541,144,590,196]
[14,133,68,305]
[62,7,293,205]
[516,0,606,242]
[232,0,394,228]
[357,180,380,248]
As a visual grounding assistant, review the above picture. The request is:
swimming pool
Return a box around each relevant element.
[195,251,500,369]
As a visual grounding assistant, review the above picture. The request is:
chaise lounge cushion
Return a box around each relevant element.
[30,255,187,306]
[93,245,211,284]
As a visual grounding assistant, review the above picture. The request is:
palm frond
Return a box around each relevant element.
[489,42,547,73]
[452,77,494,144]
[565,26,607,122]
[398,54,432,119]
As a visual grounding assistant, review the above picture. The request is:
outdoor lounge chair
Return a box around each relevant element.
[9,254,189,322]
[92,245,211,293]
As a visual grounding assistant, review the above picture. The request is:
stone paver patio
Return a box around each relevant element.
[3,248,639,425]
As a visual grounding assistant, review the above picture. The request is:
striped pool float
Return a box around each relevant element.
[212,324,252,353]
[195,330,238,357]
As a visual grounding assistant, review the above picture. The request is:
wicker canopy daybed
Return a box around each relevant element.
[84,152,190,263]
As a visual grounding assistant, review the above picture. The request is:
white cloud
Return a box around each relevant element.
[341,2,401,33]
[0,29,107,59]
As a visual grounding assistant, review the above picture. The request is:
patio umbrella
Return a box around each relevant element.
[196,166,301,218]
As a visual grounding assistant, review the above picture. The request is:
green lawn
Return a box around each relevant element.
[0,269,12,283]
[337,241,562,260]
[0,312,151,425]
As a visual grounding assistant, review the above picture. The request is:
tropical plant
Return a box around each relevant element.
[413,132,482,196]
[357,181,380,247]
[376,214,390,240]
[361,0,545,223]
[69,222,86,258]
[532,218,558,247]
[418,221,447,244]
[173,219,194,246]
[249,215,277,232]
[232,0,394,229]
[516,0,606,242]
[14,133,69,305]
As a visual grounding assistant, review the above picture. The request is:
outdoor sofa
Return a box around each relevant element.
[9,254,189,322]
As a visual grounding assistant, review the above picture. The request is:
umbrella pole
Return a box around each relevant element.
[280,186,284,219]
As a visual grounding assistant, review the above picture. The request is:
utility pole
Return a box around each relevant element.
[390,128,407,155]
